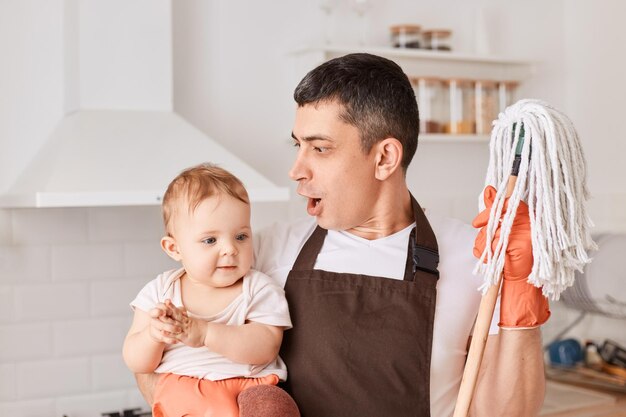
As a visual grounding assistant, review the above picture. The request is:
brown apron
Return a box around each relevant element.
[280,196,439,417]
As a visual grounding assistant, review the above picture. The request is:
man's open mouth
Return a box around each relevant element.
[307,197,322,216]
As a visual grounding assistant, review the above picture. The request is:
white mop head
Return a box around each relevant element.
[474,99,597,301]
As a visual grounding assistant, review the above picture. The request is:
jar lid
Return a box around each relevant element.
[390,24,421,34]
[423,29,452,38]
[475,80,498,88]
[499,80,520,88]
[447,78,474,87]
[410,76,444,85]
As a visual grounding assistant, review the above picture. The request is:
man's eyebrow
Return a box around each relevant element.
[291,132,334,142]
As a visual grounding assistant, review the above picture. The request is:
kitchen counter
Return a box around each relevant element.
[541,381,626,416]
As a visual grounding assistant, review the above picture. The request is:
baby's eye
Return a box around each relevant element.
[235,233,249,241]
[202,237,216,245]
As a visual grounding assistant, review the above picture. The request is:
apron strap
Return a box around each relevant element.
[292,193,440,282]
[292,226,328,271]
[403,194,440,282]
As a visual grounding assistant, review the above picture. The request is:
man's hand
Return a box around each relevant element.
[473,185,550,328]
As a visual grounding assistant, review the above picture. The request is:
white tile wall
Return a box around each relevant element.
[16,357,91,399]
[127,388,149,408]
[0,323,53,360]
[123,241,179,278]
[88,206,164,243]
[12,208,89,244]
[91,279,147,316]
[0,203,289,415]
[53,318,130,357]
[0,206,167,415]
[92,354,136,390]
[0,210,12,244]
[14,283,90,321]
[0,286,14,323]
[0,398,55,417]
[0,245,51,283]
[0,363,16,401]
[51,243,124,281]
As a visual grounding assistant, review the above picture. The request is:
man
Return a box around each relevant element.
[137,53,548,416]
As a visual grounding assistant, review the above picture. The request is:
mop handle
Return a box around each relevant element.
[452,176,517,417]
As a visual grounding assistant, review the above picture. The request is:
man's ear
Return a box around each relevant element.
[161,236,182,262]
[374,138,403,180]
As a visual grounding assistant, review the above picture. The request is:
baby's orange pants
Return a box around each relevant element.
[152,373,279,417]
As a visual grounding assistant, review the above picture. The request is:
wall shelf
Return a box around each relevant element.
[291,45,534,65]
[420,134,490,143]
[290,45,536,82]
[289,45,531,149]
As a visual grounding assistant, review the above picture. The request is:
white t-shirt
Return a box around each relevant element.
[253,214,500,417]
[130,268,292,381]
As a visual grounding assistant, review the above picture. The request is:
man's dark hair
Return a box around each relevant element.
[294,53,419,169]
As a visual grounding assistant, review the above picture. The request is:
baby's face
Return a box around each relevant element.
[172,194,253,288]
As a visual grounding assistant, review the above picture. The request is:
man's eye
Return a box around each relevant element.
[291,140,300,148]
[236,233,249,241]
[314,147,328,153]
[202,237,216,245]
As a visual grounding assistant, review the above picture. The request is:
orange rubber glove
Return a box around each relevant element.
[473,185,551,329]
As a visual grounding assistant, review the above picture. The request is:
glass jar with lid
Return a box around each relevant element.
[422,29,452,51]
[498,80,519,112]
[445,78,475,134]
[390,24,421,49]
[475,80,499,134]
[412,76,447,134]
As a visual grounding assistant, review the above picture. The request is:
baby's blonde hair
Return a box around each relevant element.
[162,163,249,236]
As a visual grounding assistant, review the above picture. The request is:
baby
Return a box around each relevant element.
[123,163,295,417]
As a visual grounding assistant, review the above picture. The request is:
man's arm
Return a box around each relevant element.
[135,372,159,406]
[468,186,548,416]
[470,329,545,417]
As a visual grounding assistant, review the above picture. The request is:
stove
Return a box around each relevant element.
[101,408,151,417]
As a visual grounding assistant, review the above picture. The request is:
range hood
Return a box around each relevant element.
[0,110,288,207]
[0,0,288,208]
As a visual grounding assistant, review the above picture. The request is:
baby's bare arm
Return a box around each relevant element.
[122,302,180,373]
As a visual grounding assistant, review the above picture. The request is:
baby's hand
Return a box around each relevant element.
[147,300,181,344]
[162,300,207,348]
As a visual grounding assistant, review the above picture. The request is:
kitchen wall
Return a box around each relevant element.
[1,0,625,416]
[171,0,626,353]
[561,0,626,229]
[0,202,285,416]
[170,0,626,231]
[0,0,66,195]
[0,206,167,415]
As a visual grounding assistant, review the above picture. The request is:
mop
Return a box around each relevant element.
[452,99,597,417]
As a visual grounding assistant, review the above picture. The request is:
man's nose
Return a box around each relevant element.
[289,150,308,182]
